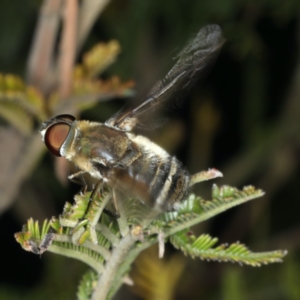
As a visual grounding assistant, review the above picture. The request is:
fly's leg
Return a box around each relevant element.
[86,181,119,218]
[87,180,118,218]
[68,170,88,193]
[111,188,120,218]
[78,172,87,193]
[89,180,103,203]
[71,180,111,244]
[68,170,86,181]
[69,169,117,218]
[189,168,223,187]
[101,189,120,219]
[84,180,103,218]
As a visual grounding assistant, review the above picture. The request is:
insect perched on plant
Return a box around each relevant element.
[40,24,225,212]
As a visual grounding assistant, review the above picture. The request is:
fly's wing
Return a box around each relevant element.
[106,24,225,131]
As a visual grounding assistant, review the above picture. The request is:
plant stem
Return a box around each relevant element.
[77,0,111,52]
[26,0,62,93]
[91,233,137,300]
[58,0,78,100]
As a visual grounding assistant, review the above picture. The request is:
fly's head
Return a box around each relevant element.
[40,114,78,160]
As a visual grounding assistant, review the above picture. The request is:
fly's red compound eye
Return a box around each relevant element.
[44,123,71,156]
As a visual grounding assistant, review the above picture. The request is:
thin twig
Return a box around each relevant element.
[77,0,111,53]
[58,0,78,100]
[26,0,62,94]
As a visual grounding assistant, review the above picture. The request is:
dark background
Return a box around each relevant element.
[0,0,300,299]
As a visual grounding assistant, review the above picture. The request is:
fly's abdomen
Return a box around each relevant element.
[109,152,190,212]
[151,156,190,211]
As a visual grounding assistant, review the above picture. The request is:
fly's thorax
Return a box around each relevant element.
[81,123,135,167]
[63,121,139,179]
[60,120,98,160]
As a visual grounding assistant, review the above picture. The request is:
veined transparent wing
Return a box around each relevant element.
[106,24,225,131]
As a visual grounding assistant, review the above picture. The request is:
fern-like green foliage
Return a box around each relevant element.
[170,231,286,266]
[15,183,287,300]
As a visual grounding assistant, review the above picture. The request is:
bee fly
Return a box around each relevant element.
[40,24,225,212]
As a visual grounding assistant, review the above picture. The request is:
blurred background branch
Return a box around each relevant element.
[77,0,111,52]
[27,0,62,94]
[58,0,78,100]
